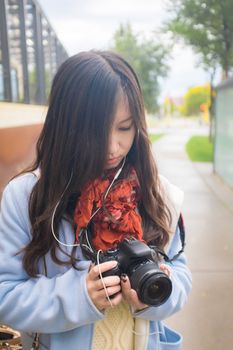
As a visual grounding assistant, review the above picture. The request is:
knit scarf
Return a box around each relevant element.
[74,164,143,251]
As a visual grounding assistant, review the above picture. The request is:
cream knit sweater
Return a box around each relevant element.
[92,300,134,350]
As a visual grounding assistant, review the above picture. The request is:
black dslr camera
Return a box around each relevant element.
[98,239,172,306]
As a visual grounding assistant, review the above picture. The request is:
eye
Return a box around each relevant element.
[118,122,134,131]
[119,126,132,131]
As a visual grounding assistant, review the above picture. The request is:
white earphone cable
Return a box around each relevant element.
[97,250,114,308]
[51,158,126,247]
[51,172,80,247]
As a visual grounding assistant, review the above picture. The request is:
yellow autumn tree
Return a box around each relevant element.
[179,83,211,117]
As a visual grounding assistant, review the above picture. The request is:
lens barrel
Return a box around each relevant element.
[130,263,172,306]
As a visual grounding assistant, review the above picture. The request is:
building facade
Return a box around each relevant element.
[214,78,233,189]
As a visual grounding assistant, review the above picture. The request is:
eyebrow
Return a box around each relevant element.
[119,116,133,124]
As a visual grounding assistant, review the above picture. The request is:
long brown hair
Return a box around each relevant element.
[20,50,171,277]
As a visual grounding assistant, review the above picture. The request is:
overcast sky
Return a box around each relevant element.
[38,0,210,101]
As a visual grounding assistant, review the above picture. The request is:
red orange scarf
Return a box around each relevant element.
[74,165,143,251]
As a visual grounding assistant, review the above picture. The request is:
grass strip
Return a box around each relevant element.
[149,133,164,143]
[186,136,213,162]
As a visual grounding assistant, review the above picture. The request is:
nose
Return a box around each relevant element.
[108,130,120,157]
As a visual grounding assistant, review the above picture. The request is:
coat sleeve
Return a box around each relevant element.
[133,223,192,321]
[0,177,104,333]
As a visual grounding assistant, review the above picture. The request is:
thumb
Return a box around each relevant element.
[159,263,171,277]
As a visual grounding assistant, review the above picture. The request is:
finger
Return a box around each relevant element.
[159,263,171,277]
[128,289,148,311]
[88,261,118,280]
[97,284,122,299]
[121,275,148,310]
[96,291,123,311]
[95,275,121,290]
[120,274,131,295]
[109,291,123,307]
[120,275,136,302]
[128,288,140,305]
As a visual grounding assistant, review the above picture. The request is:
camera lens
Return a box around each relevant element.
[147,281,160,299]
[142,273,172,306]
[129,263,172,306]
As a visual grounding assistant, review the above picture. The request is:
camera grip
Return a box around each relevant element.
[101,264,120,278]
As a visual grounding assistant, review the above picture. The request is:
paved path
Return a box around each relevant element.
[151,119,233,350]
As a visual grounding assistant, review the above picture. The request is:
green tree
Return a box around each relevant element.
[111,23,169,113]
[164,0,233,139]
[165,0,233,79]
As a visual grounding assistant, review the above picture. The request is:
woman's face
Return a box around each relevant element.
[105,93,136,169]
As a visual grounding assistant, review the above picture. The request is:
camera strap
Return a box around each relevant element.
[152,213,186,263]
[78,224,98,262]
[79,213,186,264]
[173,213,186,260]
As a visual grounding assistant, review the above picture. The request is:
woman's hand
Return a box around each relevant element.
[121,263,172,312]
[120,274,148,312]
[86,261,122,312]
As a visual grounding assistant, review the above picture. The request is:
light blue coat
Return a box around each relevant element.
[0,173,192,349]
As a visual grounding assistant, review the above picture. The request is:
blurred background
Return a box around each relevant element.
[0,1,232,349]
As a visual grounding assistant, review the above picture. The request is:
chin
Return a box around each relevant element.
[105,163,120,170]
[105,157,123,170]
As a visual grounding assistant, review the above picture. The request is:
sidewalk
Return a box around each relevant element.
[151,119,233,350]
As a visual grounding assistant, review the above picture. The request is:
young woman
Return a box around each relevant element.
[0,51,192,350]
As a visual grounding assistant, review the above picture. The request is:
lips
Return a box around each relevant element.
[106,156,121,165]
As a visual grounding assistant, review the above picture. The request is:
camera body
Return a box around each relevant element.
[98,239,172,306]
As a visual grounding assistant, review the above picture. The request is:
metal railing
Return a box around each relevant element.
[0,0,68,105]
